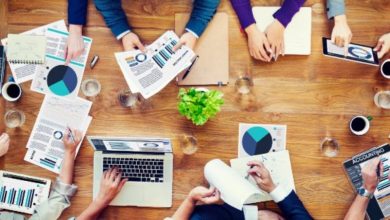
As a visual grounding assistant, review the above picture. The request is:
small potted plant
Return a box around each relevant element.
[178,88,224,126]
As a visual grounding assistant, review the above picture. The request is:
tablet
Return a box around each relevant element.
[322,37,379,66]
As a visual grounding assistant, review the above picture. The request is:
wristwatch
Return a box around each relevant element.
[358,187,374,199]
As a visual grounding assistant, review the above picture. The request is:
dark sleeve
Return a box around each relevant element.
[68,0,88,25]
[93,0,131,38]
[229,0,256,29]
[276,190,313,220]
[185,0,221,37]
[190,204,245,220]
[273,0,306,27]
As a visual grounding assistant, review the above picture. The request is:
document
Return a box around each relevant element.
[30,27,92,97]
[1,20,67,83]
[24,95,92,173]
[204,159,261,210]
[230,150,296,202]
[115,31,196,98]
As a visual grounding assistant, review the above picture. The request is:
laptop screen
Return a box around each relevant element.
[89,137,172,153]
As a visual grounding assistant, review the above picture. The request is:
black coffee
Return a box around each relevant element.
[383,62,390,76]
[351,117,366,132]
[6,84,21,98]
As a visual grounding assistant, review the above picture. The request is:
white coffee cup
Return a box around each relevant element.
[1,82,22,102]
[349,116,371,136]
[381,59,390,79]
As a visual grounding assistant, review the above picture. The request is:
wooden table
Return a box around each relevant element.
[1,0,390,219]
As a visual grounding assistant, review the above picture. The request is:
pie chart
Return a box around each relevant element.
[47,65,77,96]
[242,126,273,155]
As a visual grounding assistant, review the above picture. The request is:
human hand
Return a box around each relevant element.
[122,32,145,52]
[173,32,197,51]
[331,15,352,56]
[65,25,85,65]
[95,167,127,208]
[374,33,390,59]
[0,133,10,157]
[265,19,285,61]
[188,186,220,205]
[258,210,285,220]
[362,157,383,193]
[245,24,271,62]
[247,161,276,193]
[63,128,82,156]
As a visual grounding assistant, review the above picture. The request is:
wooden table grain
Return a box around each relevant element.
[1,0,390,219]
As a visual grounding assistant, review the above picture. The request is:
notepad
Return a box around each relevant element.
[6,34,46,64]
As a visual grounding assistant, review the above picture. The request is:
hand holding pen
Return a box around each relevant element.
[63,128,82,155]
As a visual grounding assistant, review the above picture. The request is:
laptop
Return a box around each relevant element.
[88,136,173,207]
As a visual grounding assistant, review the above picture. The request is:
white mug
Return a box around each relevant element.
[380,59,390,79]
[349,116,371,136]
[1,82,22,102]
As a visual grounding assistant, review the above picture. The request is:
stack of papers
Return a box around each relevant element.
[24,95,92,173]
[115,31,196,98]
[1,20,92,99]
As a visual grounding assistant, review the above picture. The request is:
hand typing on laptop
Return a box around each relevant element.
[77,167,126,220]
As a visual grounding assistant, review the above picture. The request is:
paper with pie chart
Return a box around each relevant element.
[31,27,92,97]
[238,123,287,157]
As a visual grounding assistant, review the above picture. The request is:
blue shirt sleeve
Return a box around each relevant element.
[276,190,313,220]
[327,0,346,19]
[68,0,88,25]
[185,0,221,37]
[93,0,132,38]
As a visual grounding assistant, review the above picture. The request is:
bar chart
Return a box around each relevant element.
[0,171,51,214]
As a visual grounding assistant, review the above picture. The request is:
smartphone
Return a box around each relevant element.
[322,37,379,66]
[0,45,5,94]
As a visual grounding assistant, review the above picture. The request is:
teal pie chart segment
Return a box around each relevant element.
[47,65,77,96]
[242,126,273,155]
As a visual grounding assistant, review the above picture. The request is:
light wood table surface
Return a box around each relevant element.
[1,0,390,219]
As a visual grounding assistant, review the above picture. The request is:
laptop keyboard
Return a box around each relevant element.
[103,157,164,183]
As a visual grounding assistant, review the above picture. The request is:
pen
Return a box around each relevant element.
[245,165,254,180]
[90,55,99,69]
[181,55,199,81]
[67,127,75,143]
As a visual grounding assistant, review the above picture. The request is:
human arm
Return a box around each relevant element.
[93,0,144,51]
[344,157,383,220]
[29,129,81,220]
[0,133,10,157]
[247,161,313,220]
[171,186,220,220]
[229,0,271,61]
[265,0,306,59]
[374,33,390,59]
[66,0,88,64]
[76,168,126,220]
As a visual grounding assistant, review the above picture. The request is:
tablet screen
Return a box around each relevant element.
[326,39,375,62]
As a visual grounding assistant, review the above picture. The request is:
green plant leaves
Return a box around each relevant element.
[177,88,224,126]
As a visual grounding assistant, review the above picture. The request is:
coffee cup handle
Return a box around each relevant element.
[367,116,373,121]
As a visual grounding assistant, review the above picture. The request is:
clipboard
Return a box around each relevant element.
[175,12,229,86]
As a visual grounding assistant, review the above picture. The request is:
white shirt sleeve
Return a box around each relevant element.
[185,28,199,39]
[243,205,258,220]
[116,30,131,40]
[269,185,292,203]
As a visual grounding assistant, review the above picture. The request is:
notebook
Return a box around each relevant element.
[175,12,229,85]
[6,34,46,64]
[252,7,312,55]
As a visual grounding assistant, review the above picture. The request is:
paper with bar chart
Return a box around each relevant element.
[115,31,196,98]
[24,95,92,173]
[0,171,51,214]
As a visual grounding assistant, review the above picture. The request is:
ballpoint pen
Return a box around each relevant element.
[67,127,76,143]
